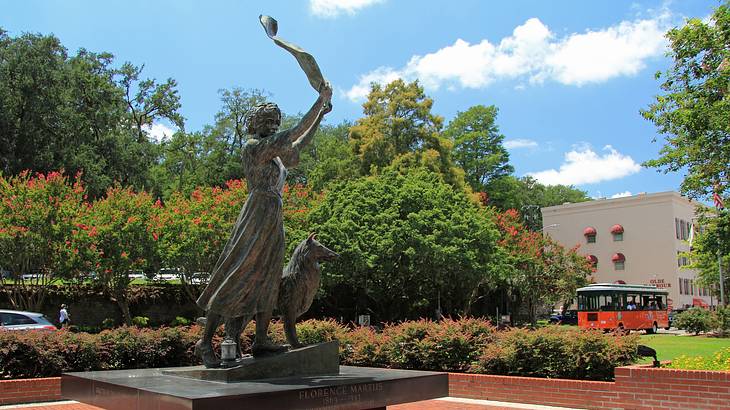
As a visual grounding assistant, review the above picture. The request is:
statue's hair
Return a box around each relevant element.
[246,102,281,135]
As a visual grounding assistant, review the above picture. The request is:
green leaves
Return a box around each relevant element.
[309,169,499,321]
[443,105,513,192]
[642,3,730,201]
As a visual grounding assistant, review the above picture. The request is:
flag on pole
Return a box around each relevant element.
[713,184,725,209]
[714,191,725,209]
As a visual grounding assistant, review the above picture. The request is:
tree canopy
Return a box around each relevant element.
[443,105,513,192]
[642,2,730,202]
[0,29,182,198]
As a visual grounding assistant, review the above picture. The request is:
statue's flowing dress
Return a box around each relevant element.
[197,130,297,317]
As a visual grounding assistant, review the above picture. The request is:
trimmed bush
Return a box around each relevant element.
[470,326,639,381]
[0,318,640,381]
[674,308,717,335]
[0,326,198,379]
[131,316,150,328]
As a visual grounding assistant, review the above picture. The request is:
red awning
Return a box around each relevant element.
[583,226,597,236]
[693,298,709,308]
[586,255,598,265]
[611,253,625,262]
[610,224,624,234]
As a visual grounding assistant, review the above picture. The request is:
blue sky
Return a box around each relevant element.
[1,0,719,199]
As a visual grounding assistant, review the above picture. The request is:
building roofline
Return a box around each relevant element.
[541,191,702,213]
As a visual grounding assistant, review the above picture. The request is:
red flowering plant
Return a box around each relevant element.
[69,186,159,324]
[494,209,591,325]
[156,180,249,304]
[0,171,87,311]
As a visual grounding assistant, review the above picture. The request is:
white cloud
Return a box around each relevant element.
[504,139,538,149]
[346,13,670,101]
[611,191,633,198]
[310,0,384,18]
[143,123,176,142]
[527,145,641,186]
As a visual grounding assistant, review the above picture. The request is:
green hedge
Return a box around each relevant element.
[0,318,638,381]
[0,326,199,379]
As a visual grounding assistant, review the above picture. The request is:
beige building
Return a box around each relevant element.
[541,191,714,310]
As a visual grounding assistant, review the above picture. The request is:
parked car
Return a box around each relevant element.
[153,268,181,281]
[127,270,145,280]
[0,310,57,331]
[549,309,578,325]
[20,273,42,281]
[668,308,685,329]
[189,272,210,285]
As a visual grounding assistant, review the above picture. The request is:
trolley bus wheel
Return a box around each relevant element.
[646,322,658,334]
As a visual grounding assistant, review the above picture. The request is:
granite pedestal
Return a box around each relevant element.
[62,365,448,410]
[162,342,340,382]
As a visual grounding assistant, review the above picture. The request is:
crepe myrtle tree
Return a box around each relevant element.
[69,185,159,325]
[156,180,247,304]
[493,209,592,326]
[0,171,87,311]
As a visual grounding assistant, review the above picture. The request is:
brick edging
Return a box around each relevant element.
[0,377,61,405]
[448,365,730,410]
[2,366,729,409]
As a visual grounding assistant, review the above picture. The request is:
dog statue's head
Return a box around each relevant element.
[305,233,339,262]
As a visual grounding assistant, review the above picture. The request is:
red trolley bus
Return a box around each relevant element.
[577,283,669,333]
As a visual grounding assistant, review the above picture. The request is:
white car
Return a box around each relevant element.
[153,268,181,281]
[0,310,57,331]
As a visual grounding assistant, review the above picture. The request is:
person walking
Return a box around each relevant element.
[59,304,70,328]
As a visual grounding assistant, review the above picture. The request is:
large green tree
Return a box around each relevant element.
[0,29,182,198]
[689,210,730,304]
[641,2,730,202]
[308,169,499,321]
[152,88,271,195]
[288,121,359,190]
[349,80,464,188]
[443,105,513,192]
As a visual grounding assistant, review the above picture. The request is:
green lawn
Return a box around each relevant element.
[638,334,730,364]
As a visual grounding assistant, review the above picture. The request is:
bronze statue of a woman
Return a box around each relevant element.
[194,15,333,367]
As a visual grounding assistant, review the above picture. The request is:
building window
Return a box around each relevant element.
[675,218,680,239]
[610,224,624,241]
[612,253,625,271]
[584,227,596,243]
[679,278,684,295]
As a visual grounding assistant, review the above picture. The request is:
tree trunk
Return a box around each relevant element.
[115,293,133,325]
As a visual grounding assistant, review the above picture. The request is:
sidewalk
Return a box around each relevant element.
[0,398,582,410]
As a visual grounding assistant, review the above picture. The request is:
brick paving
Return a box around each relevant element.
[0,398,579,410]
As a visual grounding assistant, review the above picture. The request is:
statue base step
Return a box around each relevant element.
[162,341,339,382]
[62,364,448,410]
